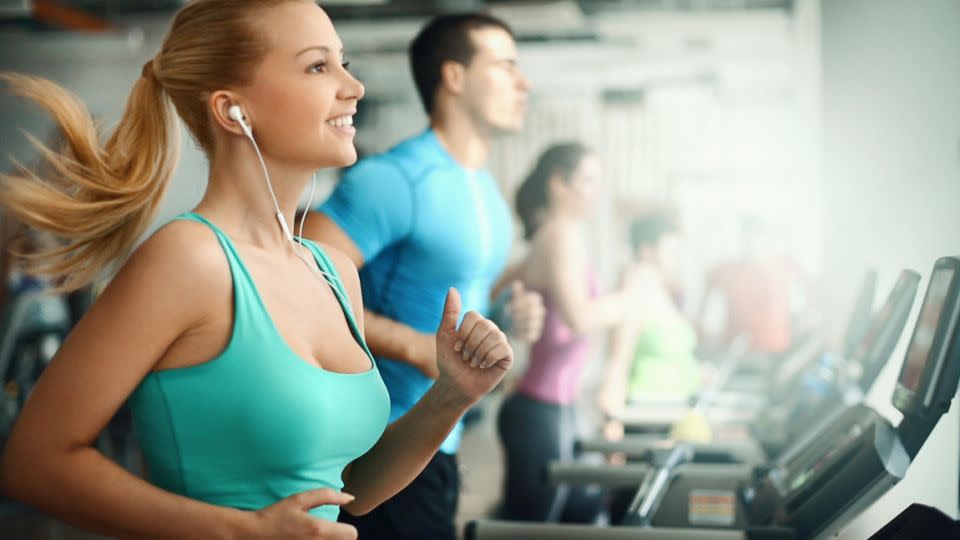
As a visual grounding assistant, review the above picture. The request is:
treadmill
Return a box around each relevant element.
[611,270,880,435]
[840,268,880,362]
[0,290,71,441]
[751,269,918,457]
[465,256,960,540]
[568,270,918,472]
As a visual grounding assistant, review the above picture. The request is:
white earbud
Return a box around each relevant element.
[228,105,252,136]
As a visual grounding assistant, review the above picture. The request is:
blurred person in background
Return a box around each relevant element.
[599,213,700,429]
[697,215,816,359]
[496,142,634,524]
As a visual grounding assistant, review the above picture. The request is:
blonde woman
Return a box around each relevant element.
[0,2,513,539]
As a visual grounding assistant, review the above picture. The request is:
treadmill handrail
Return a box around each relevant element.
[464,520,753,540]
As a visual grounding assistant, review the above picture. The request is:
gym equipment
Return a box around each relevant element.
[0,289,71,440]
[611,270,880,437]
[466,256,960,540]
[570,270,918,471]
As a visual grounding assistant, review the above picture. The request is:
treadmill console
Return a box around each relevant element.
[892,257,960,418]
[843,269,879,359]
[850,270,920,393]
[752,270,919,458]
[751,257,960,539]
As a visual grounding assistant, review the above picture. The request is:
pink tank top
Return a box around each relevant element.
[517,270,599,405]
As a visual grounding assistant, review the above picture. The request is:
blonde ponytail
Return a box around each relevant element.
[1,0,311,292]
[0,70,180,291]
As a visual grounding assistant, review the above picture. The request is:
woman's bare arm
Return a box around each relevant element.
[0,224,264,540]
[543,220,629,335]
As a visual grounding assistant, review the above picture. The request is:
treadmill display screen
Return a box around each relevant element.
[851,277,904,362]
[850,272,918,390]
[899,268,955,392]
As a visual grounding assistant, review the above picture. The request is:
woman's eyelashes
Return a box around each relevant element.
[308,61,350,74]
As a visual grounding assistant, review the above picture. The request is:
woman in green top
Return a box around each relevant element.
[0,2,513,539]
[600,214,700,423]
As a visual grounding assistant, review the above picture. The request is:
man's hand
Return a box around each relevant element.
[497,281,545,343]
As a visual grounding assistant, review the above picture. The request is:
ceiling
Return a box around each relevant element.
[2,0,793,29]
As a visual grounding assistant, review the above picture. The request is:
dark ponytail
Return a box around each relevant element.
[515,142,590,240]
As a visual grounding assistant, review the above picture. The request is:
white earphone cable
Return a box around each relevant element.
[237,112,351,310]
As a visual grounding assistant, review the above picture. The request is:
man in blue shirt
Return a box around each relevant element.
[304,13,544,540]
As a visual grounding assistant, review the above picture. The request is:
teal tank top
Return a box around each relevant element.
[129,213,390,521]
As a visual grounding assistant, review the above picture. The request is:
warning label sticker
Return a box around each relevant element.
[689,489,736,526]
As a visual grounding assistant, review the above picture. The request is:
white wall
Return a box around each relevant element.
[820,0,960,535]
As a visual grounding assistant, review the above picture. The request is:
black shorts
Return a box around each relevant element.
[339,451,460,540]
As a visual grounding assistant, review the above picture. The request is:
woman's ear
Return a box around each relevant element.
[209,91,250,136]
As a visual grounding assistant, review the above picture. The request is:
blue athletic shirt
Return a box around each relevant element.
[318,129,513,454]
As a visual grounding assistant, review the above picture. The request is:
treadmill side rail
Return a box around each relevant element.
[577,436,766,465]
[464,521,798,540]
[547,462,652,487]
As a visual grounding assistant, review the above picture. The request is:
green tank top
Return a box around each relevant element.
[129,213,390,521]
[628,310,700,401]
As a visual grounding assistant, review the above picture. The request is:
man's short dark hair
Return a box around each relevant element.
[409,13,515,115]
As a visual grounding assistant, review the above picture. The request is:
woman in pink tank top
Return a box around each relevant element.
[496,143,633,523]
